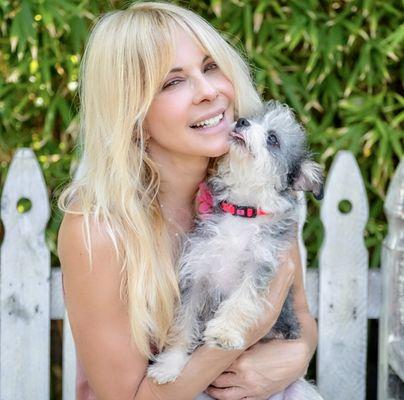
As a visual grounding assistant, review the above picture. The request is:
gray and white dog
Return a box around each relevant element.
[148,100,324,399]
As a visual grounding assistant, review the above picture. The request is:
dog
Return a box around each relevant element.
[148,100,324,399]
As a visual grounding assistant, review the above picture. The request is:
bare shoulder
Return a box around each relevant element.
[57,203,147,399]
[57,202,119,278]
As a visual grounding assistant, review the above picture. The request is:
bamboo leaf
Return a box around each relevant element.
[243,3,253,53]
[387,126,403,158]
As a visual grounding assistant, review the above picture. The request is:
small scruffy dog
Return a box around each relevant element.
[148,100,324,399]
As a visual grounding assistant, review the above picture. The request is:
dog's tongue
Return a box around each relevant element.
[230,131,245,142]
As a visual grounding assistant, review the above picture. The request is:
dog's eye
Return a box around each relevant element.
[267,131,279,147]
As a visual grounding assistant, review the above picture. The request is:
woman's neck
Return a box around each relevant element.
[149,148,209,229]
[150,151,208,207]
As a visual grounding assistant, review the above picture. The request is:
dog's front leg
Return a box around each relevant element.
[204,273,272,350]
[147,289,205,384]
[147,345,191,385]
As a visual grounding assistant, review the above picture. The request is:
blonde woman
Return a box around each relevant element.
[57,2,318,399]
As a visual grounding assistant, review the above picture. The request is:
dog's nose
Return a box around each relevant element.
[235,118,250,128]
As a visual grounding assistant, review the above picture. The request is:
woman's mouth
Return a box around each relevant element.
[189,112,226,133]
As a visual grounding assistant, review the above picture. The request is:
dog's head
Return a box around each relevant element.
[218,100,324,204]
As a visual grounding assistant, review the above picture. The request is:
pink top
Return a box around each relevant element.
[62,182,214,399]
[196,181,214,217]
[76,358,97,400]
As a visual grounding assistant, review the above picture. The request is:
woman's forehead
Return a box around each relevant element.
[169,26,209,62]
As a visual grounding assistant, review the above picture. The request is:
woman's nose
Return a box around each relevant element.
[193,76,219,103]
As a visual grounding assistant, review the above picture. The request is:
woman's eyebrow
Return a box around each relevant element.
[168,54,211,73]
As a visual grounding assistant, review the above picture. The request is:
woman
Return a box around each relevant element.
[57,2,318,399]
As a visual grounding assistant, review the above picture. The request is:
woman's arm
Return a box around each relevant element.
[58,212,147,399]
[204,239,318,399]
[287,237,318,357]
[58,212,295,400]
[138,254,296,400]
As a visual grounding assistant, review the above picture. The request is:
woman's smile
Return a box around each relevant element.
[189,109,232,135]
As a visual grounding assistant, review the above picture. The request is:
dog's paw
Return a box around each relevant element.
[147,348,190,385]
[204,321,246,350]
[147,362,179,384]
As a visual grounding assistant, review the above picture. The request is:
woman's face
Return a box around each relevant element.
[144,29,235,162]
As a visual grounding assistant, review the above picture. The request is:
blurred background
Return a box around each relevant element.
[0,0,402,398]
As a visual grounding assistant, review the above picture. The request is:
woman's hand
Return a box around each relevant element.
[242,254,296,349]
[204,312,317,400]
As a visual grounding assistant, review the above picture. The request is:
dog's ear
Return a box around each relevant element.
[288,160,324,200]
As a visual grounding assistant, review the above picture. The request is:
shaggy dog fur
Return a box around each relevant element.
[148,100,325,399]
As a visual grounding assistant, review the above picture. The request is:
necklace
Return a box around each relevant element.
[160,203,190,238]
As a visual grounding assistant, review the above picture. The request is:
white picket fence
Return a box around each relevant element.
[0,147,403,400]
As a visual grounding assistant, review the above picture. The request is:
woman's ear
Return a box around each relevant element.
[289,160,324,200]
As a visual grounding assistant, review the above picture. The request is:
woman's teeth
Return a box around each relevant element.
[191,112,224,129]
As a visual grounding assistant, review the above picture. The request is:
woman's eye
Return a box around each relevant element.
[162,79,182,90]
[161,63,217,90]
[205,62,218,72]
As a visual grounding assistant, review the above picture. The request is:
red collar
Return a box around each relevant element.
[219,200,269,218]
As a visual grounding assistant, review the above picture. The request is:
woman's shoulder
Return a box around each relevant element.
[58,201,121,279]
[58,199,112,243]
[58,199,85,232]
[58,207,123,301]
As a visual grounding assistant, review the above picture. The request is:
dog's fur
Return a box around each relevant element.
[148,100,324,399]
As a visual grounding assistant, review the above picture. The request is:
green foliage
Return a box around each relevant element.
[0,0,113,260]
[0,0,402,272]
[179,0,403,269]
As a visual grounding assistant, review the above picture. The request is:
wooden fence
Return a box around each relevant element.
[0,147,403,400]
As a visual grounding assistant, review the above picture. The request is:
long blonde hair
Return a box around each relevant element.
[58,1,262,359]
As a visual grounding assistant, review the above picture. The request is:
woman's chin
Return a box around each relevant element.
[204,141,230,158]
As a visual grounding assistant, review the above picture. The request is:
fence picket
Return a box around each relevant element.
[51,266,76,400]
[0,148,51,399]
[318,150,369,400]
[63,311,76,400]
[378,158,404,400]
[297,192,308,283]
[0,147,402,399]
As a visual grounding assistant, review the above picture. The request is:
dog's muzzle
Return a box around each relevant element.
[234,118,250,132]
[230,118,250,144]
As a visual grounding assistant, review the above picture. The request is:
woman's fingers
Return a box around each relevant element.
[245,256,296,346]
[264,258,295,312]
[268,258,295,300]
[210,372,238,388]
[205,385,246,399]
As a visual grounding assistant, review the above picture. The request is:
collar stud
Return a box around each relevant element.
[219,200,269,218]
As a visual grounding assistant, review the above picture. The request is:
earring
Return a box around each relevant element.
[133,130,150,148]
[144,130,151,145]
